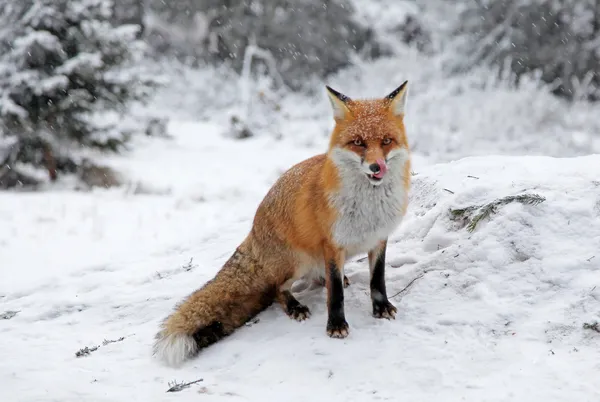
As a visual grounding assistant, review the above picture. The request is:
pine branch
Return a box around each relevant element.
[0,143,19,182]
[0,0,161,188]
[166,379,203,393]
[0,310,19,320]
[583,321,600,333]
[75,334,130,357]
[75,345,100,357]
[450,193,546,232]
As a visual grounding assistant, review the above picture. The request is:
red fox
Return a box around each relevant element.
[153,82,411,366]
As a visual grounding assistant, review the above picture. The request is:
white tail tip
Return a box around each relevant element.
[153,332,197,367]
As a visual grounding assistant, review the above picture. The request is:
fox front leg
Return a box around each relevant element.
[323,245,349,338]
[368,240,397,319]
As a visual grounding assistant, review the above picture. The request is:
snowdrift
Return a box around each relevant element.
[1,153,599,401]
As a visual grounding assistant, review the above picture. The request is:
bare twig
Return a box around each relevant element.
[166,379,203,393]
[238,43,285,134]
[443,188,455,194]
[467,175,480,179]
[390,270,431,299]
[587,256,595,262]
[75,335,131,357]
[182,257,197,272]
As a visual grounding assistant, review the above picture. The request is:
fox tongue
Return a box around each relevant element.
[373,159,388,179]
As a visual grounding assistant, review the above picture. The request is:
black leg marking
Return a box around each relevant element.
[314,274,350,288]
[326,259,349,338]
[280,290,311,321]
[370,243,397,319]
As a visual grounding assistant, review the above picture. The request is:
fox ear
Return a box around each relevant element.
[326,86,352,120]
[385,80,409,117]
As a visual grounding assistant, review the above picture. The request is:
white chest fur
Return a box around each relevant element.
[328,148,409,254]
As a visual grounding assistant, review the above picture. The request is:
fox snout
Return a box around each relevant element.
[363,158,388,179]
[367,159,388,179]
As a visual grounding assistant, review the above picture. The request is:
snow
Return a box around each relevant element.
[2,115,599,400]
[36,75,69,95]
[0,95,28,119]
[12,30,61,53]
[2,1,600,399]
[141,46,600,166]
[57,53,103,76]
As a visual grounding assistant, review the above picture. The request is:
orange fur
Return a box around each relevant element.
[153,82,412,366]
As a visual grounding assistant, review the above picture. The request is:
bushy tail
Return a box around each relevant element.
[152,246,277,367]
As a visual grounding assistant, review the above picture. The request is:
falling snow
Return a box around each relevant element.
[1,0,600,401]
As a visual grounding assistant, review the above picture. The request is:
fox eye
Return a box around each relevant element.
[352,138,365,147]
[382,138,392,145]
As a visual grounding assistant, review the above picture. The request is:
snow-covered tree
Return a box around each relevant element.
[0,0,157,189]
[456,0,600,101]
[145,0,383,90]
[112,0,144,38]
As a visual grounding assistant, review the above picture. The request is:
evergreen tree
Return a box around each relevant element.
[0,0,157,189]
[112,0,144,38]
[456,0,600,101]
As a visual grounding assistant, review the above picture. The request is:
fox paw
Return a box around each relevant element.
[326,317,349,338]
[343,275,351,288]
[287,304,311,321]
[373,300,397,319]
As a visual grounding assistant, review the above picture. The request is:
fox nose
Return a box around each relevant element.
[368,163,381,174]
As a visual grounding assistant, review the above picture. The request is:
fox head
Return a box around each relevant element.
[325,82,410,187]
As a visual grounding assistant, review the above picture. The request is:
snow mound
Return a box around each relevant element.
[1,154,599,401]
[387,154,600,351]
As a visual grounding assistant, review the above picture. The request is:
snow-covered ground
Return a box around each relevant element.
[2,113,599,400]
[2,5,600,395]
[2,0,600,398]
